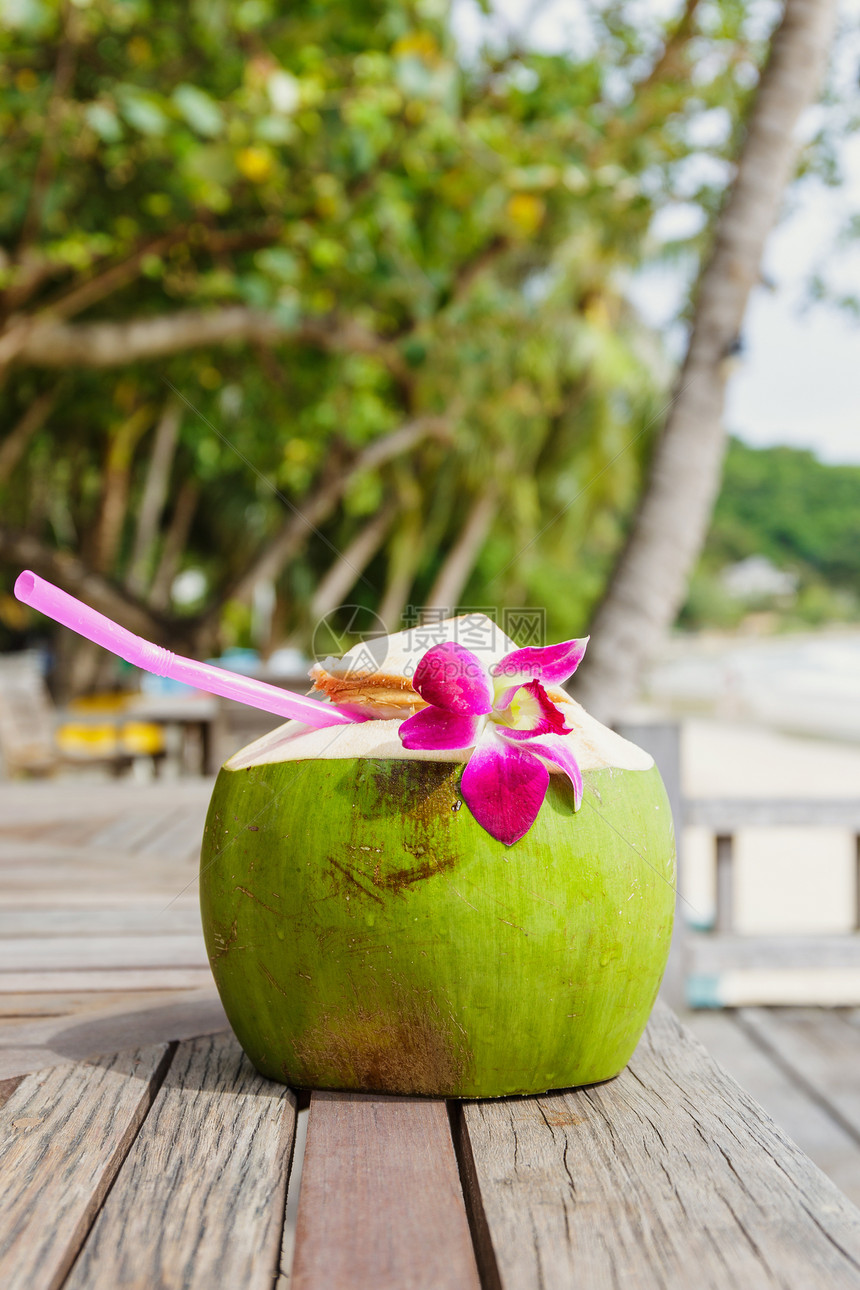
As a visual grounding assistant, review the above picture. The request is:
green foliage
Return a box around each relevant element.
[683,437,860,628]
[707,438,860,592]
[0,0,775,667]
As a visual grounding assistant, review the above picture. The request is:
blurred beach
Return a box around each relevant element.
[647,628,860,743]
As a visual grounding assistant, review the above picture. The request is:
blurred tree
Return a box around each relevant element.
[575,0,838,720]
[0,0,805,689]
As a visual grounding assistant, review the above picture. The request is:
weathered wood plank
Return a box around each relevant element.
[0,860,199,906]
[738,1007,860,1142]
[0,968,212,994]
[0,781,213,826]
[0,906,202,937]
[459,1002,860,1289]
[0,838,196,871]
[0,891,199,909]
[65,1033,296,1290]
[0,1044,170,1290]
[0,987,228,1081]
[134,808,207,859]
[86,810,189,856]
[688,1010,860,1208]
[0,816,118,848]
[291,1093,481,1290]
[0,838,199,877]
[0,989,178,1019]
[0,1076,23,1108]
[0,935,207,972]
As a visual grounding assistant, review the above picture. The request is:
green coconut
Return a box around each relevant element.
[200,749,675,1099]
[200,621,675,1099]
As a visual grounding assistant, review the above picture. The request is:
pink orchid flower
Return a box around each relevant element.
[398,637,589,846]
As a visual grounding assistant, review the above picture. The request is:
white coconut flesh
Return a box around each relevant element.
[228,614,652,774]
[308,612,521,718]
[227,699,653,773]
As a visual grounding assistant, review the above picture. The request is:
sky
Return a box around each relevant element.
[452,0,860,467]
[723,137,860,466]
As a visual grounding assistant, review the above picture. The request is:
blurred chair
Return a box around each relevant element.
[0,654,164,778]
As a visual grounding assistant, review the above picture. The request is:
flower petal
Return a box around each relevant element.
[505,732,583,810]
[413,642,494,716]
[460,726,549,846]
[400,706,483,751]
[495,679,572,741]
[491,637,589,705]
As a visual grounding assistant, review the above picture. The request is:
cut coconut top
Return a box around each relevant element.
[230,612,654,773]
[309,613,525,719]
[227,697,653,773]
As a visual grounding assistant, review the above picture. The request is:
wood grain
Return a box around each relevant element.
[291,1093,481,1290]
[0,969,212,994]
[0,906,202,937]
[459,1003,860,1289]
[0,934,207,972]
[689,1010,860,1207]
[65,1032,296,1290]
[0,987,228,1081]
[738,1007,860,1142]
[0,1044,170,1290]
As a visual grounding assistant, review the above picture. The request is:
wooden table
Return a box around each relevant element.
[2,781,860,1289]
[126,693,224,776]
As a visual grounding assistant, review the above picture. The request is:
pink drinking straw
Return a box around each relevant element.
[14,570,363,729]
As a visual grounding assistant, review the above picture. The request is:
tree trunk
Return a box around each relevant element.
[573,0,837,723]
[309,501,398,623]
[93,404,153,575]
[424,488,498,615]
[378,509,423,632]
[0,523,170,639]
[194,414,449,637]
[126,396,182,596]
[149,477,200,614]
[0,386,58,483]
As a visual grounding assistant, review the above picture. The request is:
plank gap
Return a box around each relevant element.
[447,1101,502,1290]
[734,1011,860,1151]
[0,1074,24,1108]
[56,1041,177,1290]
[62,1034,296,1290]
[277,1105,309,1289]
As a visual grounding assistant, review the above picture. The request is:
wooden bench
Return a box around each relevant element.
[617,723,860,1008]
[2,1004,860,1288]
[684,797,860,1006]
[2,781,860,1288]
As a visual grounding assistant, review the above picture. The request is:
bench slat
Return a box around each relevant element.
[458,1002,860,1288]
[291,1093,480,1290]
[684,798,860,828]
[0,1044,170,1290]
[689,1011,860,1207]
[689,932,860,973]
[64,1033,295,1290]
[738,1007,860,1141]
[0,934,207,972]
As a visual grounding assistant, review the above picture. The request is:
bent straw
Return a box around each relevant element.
[14,570,363,729]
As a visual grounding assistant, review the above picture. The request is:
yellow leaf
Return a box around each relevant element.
[127,36,152,65]
[393,31,439,62]
[236,145,274,183]
[507,193,545,236]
